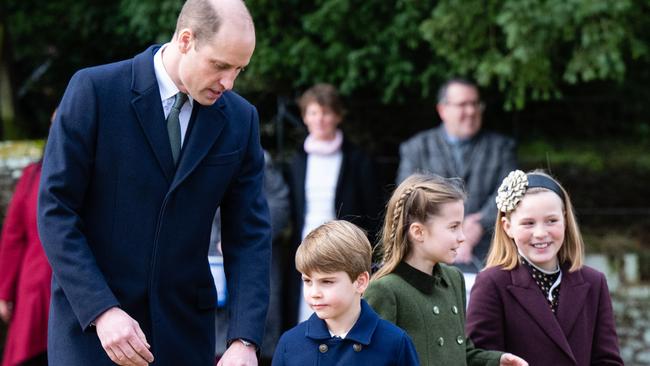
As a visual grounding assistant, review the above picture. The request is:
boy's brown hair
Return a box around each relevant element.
[296,220,372,281]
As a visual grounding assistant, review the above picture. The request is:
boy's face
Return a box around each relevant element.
[302,270,368,325]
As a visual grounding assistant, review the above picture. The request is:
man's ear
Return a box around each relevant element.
[177,28,194,53]
[355,272,370,294]
[501,217,513,238]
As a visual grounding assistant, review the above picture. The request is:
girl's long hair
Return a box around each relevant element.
[372,174,466,281]
[486,170,584,272]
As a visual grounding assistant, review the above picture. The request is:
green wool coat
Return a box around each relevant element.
[364,262,502,366]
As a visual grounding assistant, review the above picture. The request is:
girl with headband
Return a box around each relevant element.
[466,170,623,365]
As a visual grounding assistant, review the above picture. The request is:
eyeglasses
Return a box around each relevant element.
[444,101,485,111]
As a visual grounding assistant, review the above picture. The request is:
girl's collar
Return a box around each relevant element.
[393,261,448,295]
[517,249,560,274]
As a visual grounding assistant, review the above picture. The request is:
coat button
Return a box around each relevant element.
[452,305,458,314]
[433,306,440,314]
[437,337,444,346]
[319,344,328,353]
[353,343,362,352]
[456,336,464,345]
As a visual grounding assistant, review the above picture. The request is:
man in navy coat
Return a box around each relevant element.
[37,0,270,365]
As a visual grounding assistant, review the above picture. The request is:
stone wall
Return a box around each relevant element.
[586,254,650,365]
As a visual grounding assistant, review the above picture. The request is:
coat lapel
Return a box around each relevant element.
[431,127,458,177]
[556,267,591,338]
[130,45,175,182]
[169,100,227,192]
[507,265,576,363]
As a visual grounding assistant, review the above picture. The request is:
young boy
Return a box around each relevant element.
[272,220,420,366]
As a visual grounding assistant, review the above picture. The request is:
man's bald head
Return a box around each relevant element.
[174,0,254,48]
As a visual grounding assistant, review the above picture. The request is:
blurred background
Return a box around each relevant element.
[1,0,649,364]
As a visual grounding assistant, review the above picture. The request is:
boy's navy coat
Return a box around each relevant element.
[38,46,271,365]
[272,300,419,366]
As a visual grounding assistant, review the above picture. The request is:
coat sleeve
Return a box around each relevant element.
[364,281,397,324]
[220,105,272,347]
[38,70,120,330]
[447,267,503,366]
[466,270,507,351]
[590,272,624,365]
[270,333,287,366]
[478,137,517,229]
[0,165,33,301]
[396,332,421,365]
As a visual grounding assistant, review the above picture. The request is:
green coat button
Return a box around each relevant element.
[452,305,458,314]
[319,344,328,353]
[353,343,362,352]
[433,306,440,314]
[456,336,464,345]
[437,337,444,346]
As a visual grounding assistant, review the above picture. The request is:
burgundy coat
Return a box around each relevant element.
[0,162,52,366]
[466,263,623,366]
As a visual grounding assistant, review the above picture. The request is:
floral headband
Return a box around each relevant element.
[495,170,565,213]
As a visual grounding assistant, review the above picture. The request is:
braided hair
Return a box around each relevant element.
[372,174,466,281]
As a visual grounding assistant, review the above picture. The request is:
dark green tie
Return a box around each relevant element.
[167,92,187,165]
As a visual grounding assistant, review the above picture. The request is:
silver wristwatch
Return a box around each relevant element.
[238,338,257,351]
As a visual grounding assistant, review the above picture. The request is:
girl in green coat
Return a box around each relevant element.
[364,174,527,366]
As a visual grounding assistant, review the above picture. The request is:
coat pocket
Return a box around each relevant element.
[202,150,241,166]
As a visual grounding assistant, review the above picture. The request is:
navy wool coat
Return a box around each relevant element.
[466,264,623,366]
[272,300,419,366]
[38,46,271,366]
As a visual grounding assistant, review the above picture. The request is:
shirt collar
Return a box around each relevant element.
[153,43,194,106]
[441,125,474,146]
[304,299,379,345]
[393,261,449,294]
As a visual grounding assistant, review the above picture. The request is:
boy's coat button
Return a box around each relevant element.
[353,344,362,352]
[319,344,328,353]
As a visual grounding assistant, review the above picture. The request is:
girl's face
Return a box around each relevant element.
[303,102,342,141]
[502,191,565,271]
[418,200,466,265]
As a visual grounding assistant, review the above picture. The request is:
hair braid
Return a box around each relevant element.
[371,174,466,282]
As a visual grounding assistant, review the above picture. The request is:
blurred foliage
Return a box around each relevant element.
[2,0,650,137]
[518,139,650,172]
[239,0,649,108]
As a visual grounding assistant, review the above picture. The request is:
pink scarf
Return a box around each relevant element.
[303,129,343,155]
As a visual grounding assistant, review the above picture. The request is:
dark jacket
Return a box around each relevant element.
[466,263,623,366]
[397,126,516,266]
[285,138,383,327]
[272,299,419,366]
[37,45,271,365]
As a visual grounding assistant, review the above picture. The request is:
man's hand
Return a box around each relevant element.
[217,340,257,366]
[0,300,13,323]
[500,353,529,366]
[455,213,483,264]
[95,307,154,366]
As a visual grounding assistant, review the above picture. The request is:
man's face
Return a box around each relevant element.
[176,23,255,106]
[437,83,483,139]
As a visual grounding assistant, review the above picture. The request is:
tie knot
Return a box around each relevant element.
[172,93,188,110]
